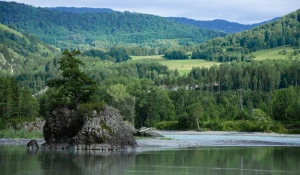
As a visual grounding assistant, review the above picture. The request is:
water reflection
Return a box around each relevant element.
[27,148,38,156]
[129,147,300,175]
[38,149,135,175]
[1,146,300,175]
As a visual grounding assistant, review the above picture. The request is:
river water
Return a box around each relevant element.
[1,133,300,175]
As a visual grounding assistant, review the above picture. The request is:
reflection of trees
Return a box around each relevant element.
[131,147,300,175]
[1,146,300,175]
[38,150,135,175]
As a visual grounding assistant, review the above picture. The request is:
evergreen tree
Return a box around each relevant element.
[47,49,97,107]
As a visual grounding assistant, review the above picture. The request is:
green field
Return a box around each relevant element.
[131,46,300,74]
[252,46,298,60]
[131,55,220,74]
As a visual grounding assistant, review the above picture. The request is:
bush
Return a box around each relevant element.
[271,122,286,134]
[155,121,179,130]
[203,121,224,130]
[220,120,284,133]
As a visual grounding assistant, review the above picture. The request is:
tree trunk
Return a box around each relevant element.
[195,117,201,131]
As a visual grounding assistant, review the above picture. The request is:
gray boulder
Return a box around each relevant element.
[135,127,164,137]
[27,139,39,149]
[42,106,137,150]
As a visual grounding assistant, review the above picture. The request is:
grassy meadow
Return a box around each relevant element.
[252,46,299,60]
[131,55,220,75]
[131,46,300,74]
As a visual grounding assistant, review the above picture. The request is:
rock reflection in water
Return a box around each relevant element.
[27,148,38,156]
[38,149,135,175]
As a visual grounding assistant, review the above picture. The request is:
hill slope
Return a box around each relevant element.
[0,1,226,50]
[0,23,59,75]
[191,9,300,62]
[167,17,280,34]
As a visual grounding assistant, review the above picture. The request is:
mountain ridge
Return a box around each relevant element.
[41,6,279,34]
[167,17,281,33]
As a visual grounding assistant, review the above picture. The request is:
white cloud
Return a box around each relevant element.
[4,0,300,24]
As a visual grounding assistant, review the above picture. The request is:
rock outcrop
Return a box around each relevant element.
[22,118,45,133]
[134,127,164,137]
[42,106,137,150]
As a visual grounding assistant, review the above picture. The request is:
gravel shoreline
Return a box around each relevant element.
[0,138,45,145]
[1,131,300,148]
[136,131,300,148]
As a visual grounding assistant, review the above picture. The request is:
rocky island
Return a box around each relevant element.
[42,106,137,150]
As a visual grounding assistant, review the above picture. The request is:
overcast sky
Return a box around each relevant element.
[4,0,300,24]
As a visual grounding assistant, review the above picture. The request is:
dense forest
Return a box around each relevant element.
[191,9,300,62]
[0,1,225,50]
[42,6,279,34]
[2,51,300,133]
[167,17,280,34]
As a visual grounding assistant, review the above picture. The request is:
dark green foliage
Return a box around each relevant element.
[271,87,300,121]
[155,121,179,130]
[109,47,132,63]
[82,47,132,62]
[0,76,39,129]
[0,1,225,49]
[135,86,176,128]
[47,49,97,107]
[165,50,188,60]
[187,59,300,92]
[191,9,300,62]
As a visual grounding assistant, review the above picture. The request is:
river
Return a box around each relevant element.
[1,132,300,175]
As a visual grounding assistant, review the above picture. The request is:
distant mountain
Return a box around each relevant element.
[0,1,226,50]
[167,17,280,33]
[46,7,114,13]
[191,9,300,62]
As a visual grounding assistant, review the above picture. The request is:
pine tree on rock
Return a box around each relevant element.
[47,49,97,108]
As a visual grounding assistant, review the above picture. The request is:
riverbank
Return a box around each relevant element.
[136,130,300,148]
[1,131,300,148]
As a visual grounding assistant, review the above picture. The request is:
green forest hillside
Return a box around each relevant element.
[191,9,300,62]
[0,1,225,50]
[167,17,280,34]
[0,23,59,75]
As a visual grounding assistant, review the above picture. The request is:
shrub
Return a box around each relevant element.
[203,121,224,131]
[155,121,179,130]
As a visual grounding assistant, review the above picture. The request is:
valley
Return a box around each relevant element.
[0,1,300,137]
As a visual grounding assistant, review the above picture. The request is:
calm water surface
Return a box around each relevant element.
[1,145,300,175]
